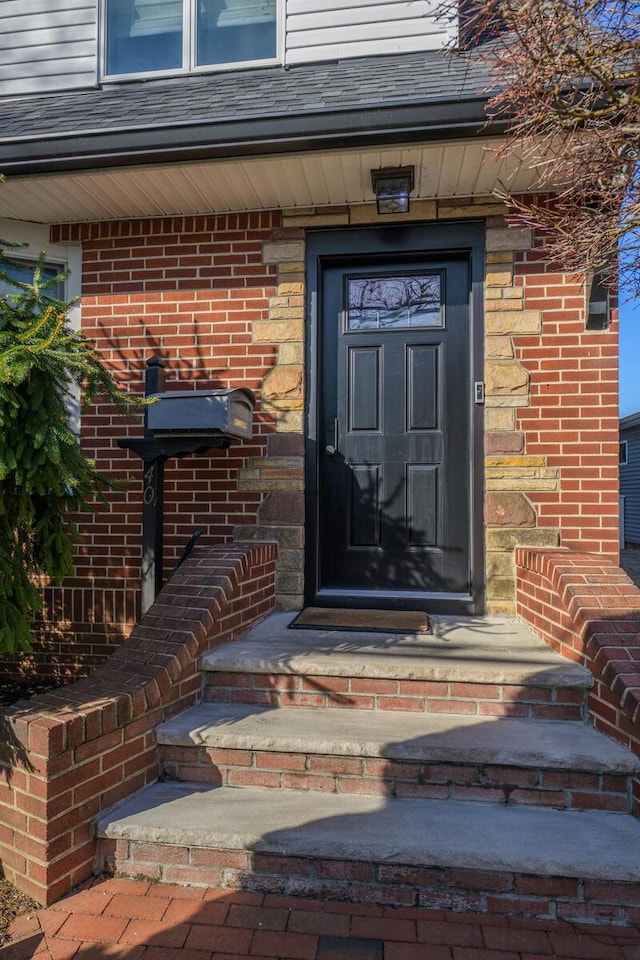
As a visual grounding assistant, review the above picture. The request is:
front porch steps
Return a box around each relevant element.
[95,782,640,918]
[155,702,635,810]
[200,613,591,686]
[95,613,640,925]
[198,613,591,721]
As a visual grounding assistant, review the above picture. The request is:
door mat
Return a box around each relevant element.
[288,607,430,634]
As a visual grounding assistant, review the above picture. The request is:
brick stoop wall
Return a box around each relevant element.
[516,547,640,813]
[0,541,276,907]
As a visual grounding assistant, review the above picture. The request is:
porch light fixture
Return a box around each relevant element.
[371,166,415,215]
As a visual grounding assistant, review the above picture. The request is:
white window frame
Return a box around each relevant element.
[620,440,629,466]
[0,220,82,432]
[100,0,282,82]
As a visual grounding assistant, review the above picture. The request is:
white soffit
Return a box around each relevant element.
[0,139,536,224]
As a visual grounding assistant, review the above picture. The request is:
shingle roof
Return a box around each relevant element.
[1,48,492,142]
[0,48,497,176]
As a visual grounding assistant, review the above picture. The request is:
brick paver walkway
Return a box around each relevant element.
[2,878,640,960]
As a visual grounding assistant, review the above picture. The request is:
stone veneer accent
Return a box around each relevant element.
[239,199,569,614]
[483,220,560,614]
[235,233,306,610]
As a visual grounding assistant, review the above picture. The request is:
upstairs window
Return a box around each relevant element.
[104,0,278,77]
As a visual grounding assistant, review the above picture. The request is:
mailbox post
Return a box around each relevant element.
[142,356,167,615]
[118,354,255,615]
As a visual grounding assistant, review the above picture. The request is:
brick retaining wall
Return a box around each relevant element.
[0,542,276,906]
[516,547,640,813]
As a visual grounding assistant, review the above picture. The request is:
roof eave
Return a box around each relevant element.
[0,97,498,176]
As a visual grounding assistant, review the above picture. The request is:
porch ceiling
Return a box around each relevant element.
[0,138,536,225]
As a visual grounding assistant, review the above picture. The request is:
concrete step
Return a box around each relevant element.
[156,702,638,811]
[200,613,592,719]
[95,781,640,925]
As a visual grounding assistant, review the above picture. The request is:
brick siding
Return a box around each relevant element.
[484,225,619,611]
[0,203,621,678]
[514,247,619,559]
[0,215,281,682]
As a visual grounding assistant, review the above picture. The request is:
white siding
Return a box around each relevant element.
[285,0,454,65]
[0,1,454,98]
[0,0,97,97]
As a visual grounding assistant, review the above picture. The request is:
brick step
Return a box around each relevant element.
[200,613,592,720]
[156,703,638,811]
[203,671,587,718]
[95,782,640,925]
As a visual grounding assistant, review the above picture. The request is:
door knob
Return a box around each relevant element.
[325,444,336,456]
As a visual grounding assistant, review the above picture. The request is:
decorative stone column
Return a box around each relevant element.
[483,222,560,613]
[236,204,562,615]
[235,230,307,610]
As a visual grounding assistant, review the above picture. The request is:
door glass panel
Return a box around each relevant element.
[347,274,442,330]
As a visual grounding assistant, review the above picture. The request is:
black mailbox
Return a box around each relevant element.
[146,388,255,441]
[118,357,258,617]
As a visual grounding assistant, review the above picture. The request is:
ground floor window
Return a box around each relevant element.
[0,221,82,430]
[0,257,65,301]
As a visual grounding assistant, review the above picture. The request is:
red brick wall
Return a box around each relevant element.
[516,547,640,813]
[514,246,619,558]
[0,214,281,682]
[0,214,622,681]
[0,541,276,906]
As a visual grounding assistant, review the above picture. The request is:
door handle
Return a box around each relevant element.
[325,418,338,456]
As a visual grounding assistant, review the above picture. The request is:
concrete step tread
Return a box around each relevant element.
[156,702,639,774]
[96,782,640,882]
[201,613,592,688]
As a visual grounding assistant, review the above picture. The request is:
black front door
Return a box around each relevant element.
[310,241,479,613]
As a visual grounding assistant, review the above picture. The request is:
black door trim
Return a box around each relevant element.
[304,221,485,615]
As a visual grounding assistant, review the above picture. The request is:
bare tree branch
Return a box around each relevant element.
[444,0,640,291]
